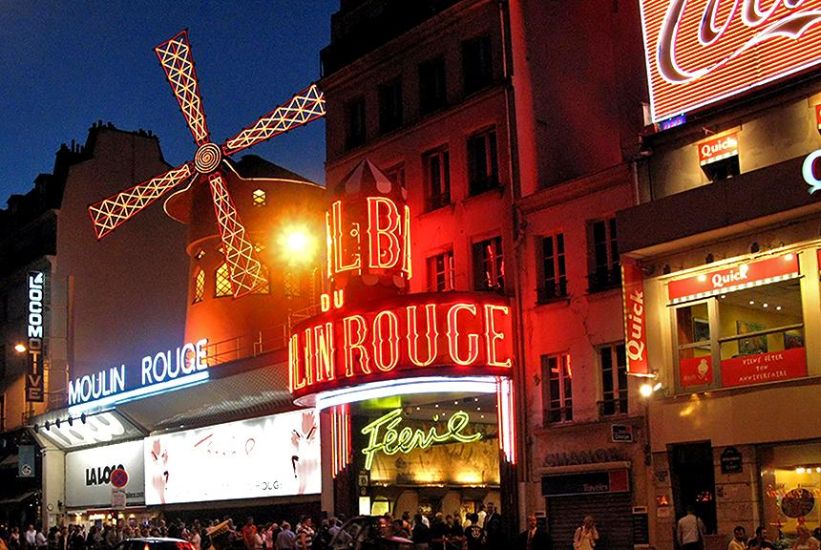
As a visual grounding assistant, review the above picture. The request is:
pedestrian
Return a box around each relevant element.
[241,518,257,550]
[748,527,774,550]
[792,526,820,550]
[296,517,314,550]
[729,526,746,550]
[518,513,549,550]
[412,514,431,550]
[573,516,599,550]
[36,528,47,550]
[275,522,295,550]
[476,505,487,529]
[24,525,37,550]
[484,503,504,549]
[463,513,484,550]
[206,521,233,550]
[677,506,706,550]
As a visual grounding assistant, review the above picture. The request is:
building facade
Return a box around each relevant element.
[319,0,650,544]
[619,2,821,549]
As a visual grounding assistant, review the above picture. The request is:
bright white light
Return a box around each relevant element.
[14,343,27,353]
[308,376,500,411]
[278,225,317,265]
[67,371,210,415]
[640,383,654,398]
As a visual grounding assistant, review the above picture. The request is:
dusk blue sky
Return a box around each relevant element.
[0,1,338,206]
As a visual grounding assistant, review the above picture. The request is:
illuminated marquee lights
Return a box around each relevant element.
[288,293,513,400]
[67,338,210,412]
[640,0,821,122]
[87,29,325,297]
[327,197,412,280]
[361,408,483,470]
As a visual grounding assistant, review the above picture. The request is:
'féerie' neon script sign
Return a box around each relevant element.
[361,409,482,470]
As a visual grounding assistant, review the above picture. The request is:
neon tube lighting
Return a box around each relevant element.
[67,371,210,415]
[310,376,500,411]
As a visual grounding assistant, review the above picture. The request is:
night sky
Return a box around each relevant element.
[0,0,338,206]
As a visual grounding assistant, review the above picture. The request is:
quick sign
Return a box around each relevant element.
[698,133,739,166]
[143,410,320,505]
[640,0,821,122]
[65,440,145,508]
[361,409,482,470]
[621,259,649,375]
[804,149,821,194]
[289,292,513,400]
[67,338,208,407]
[26,271,45,402]
[668,253,799,303]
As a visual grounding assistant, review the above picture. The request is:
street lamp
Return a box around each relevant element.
[277,224,318,265]
[14,343,27,353]
[640,376,662,466]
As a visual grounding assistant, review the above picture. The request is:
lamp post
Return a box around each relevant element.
[639,378,662,466]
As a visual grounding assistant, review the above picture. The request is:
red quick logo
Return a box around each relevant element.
[625,289,645,364]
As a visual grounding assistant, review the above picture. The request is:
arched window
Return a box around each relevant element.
[215,262,232,297]
[193,268,205,303]
[252,189,267,207]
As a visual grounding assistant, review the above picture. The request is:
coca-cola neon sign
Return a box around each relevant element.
[640,0,821,122]
[288,292,513,401]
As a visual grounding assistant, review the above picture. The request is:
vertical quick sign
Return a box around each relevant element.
[621,258,649,375]
[26,271,45,402]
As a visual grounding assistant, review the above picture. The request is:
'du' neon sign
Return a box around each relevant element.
[361,408,482,470]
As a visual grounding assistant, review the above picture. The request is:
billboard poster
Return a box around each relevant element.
[144,410,320,505]
[639,0,821,122]
[65,440,145,508]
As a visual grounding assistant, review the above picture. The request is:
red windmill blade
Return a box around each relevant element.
[87,30,326,297]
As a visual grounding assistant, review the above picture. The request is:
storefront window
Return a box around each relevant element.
[673,259,807,392]
[760,442,821,539]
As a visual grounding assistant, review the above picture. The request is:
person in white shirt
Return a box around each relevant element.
[24,525,37,549]
[729,526,747,550]
[677,506,706,550]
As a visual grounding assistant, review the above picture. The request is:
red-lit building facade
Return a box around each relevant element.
[319,0,650,544]
[618,2,821,549]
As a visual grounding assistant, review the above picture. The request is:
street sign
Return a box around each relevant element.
[111,489,126,509]
[110,467,129,489]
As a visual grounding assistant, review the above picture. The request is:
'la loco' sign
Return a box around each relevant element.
[361,409,482,470]
[289,292,513,400]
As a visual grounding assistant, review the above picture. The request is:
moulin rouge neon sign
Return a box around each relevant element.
[641,0,821,121]
[289,292,513,399]
[361,409,482,470]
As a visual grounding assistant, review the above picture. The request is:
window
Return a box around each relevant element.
[542,353,572,424]
[587,217,620,292]
[193,269,205,303]
[384,164,406,193]
[252,189,267,207]
[472,236,504,291]
[675,278,805,391]
[215,262,232,297]
[427,250,455,292]
[419,56,447,115]
[284,270,301,299]
[423,148,451,211]
[467,128,499,195]
[599,343,628,416]
[345,95,366,149]
[462,34,492,95]
[538,233,567,302]
[378,78,403,134]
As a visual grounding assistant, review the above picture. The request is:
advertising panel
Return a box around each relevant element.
[26,271,45,402]
[144,410,320,505]
[721,347,807,387]
[639,0,821,122]
[621,258,649,375]
[65,440,145,508]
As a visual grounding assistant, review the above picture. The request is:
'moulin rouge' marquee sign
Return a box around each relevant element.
[640,0,821,122]
[289,291,513,401]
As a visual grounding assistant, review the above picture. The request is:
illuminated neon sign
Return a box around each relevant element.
[289,292,513,400]
[640,0,821,122]
[68,338,209,408]
[804,149,821,194]
[327,196,412,284]
[361,409,482,470]
[26,271,45,402]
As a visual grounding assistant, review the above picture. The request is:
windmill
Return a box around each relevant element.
[88,30,326,297]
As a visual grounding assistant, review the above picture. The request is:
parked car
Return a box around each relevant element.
[114,538,195,550]
[330,516,414,549]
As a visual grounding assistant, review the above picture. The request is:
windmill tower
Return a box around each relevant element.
[88,30,327,351]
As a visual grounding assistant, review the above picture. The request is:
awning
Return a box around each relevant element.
[0,490,37,506]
